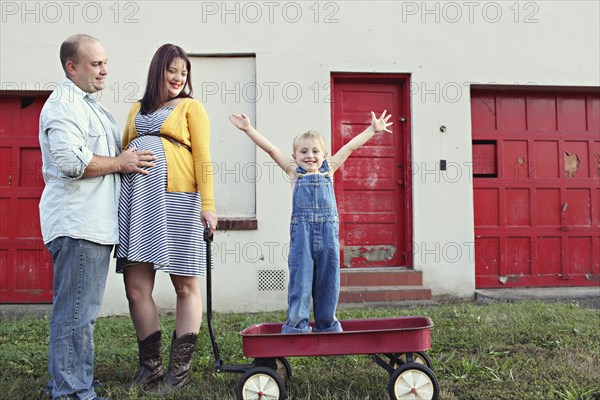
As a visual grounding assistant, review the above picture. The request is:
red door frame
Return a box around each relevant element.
[330,73,413,268]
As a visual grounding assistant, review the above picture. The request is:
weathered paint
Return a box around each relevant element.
[564,151,580,178]
[344,245,397,267]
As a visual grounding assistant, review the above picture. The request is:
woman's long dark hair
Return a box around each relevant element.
[140,44,193,114]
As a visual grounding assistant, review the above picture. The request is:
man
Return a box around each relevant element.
[39,34,156,400]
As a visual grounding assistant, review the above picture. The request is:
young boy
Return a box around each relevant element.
[229,111,392,333]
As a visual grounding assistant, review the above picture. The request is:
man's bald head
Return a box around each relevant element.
[59,34,99,74]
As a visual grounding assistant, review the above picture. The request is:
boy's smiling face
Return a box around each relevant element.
[293,138,327,173]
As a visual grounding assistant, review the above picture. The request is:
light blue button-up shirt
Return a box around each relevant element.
[39,78,122,245]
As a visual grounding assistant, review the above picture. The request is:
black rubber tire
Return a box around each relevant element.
[393,351,433,369]
[275,357,292,383]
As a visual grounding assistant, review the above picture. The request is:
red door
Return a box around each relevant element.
[331,74,412,268]
[0,94,53,303]
[472,88,600,288]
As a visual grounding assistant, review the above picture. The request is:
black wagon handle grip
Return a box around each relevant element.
[203,225,213,243]
[203,223,220,368]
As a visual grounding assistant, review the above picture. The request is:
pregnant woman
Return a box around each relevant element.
[116,43,217,394]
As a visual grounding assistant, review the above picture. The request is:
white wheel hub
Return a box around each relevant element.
[242,373,281,399]
[393,368,435,399]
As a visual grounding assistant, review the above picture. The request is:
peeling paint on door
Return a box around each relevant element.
[564,151,580,178]
[344,246,397,267]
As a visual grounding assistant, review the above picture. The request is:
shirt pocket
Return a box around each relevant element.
[86,120,109,155]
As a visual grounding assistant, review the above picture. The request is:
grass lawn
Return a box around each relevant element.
[0,301,599,399]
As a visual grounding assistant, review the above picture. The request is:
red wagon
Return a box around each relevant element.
[204,230,440,400]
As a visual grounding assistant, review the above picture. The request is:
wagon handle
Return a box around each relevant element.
[204,226,223,371]
[203,225,213,243]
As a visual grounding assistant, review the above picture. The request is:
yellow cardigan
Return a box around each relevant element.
[122,98,215,212]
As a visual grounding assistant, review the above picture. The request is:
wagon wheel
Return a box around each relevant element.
[238,366,286,400]
[387,363,439,400]
[393,352,433,369]
[275,357,292,383]
[253,357,292,383]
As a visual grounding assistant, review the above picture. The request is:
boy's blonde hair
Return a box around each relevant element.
[292,130,327,153]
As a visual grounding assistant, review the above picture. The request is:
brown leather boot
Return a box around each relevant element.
[157,331,198,394]
[126,330,165,387]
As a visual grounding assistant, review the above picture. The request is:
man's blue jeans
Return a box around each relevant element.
[46,237,111,400]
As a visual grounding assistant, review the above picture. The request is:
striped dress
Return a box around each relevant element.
[116,106,207,276]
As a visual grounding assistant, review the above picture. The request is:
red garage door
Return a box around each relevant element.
[331,74,413,268]
[472,87,600,288]
[0,94,53,303]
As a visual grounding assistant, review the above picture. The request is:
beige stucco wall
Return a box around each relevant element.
[1,1,598,314]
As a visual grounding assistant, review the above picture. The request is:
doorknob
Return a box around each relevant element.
[562,203,568,212]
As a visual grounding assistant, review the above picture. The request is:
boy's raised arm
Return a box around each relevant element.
[229,114,296,176]
[328,110,393,172]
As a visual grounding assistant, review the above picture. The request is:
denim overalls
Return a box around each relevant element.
[281,160,343,334]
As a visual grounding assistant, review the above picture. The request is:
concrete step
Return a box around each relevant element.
[339,285,432,303]
[340,267,424,287]
[475,287,600,309]
[339,268,432,304]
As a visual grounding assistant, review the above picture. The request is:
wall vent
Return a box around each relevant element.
[257,269,286,291]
